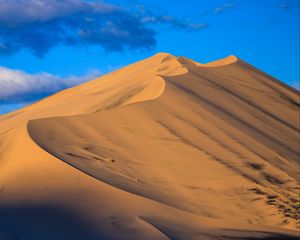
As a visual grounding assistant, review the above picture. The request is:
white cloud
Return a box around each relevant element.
[0,66,101,102]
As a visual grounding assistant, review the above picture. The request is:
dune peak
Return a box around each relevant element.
[149,52,176,64]
[152,52,174,58]
[175,55,239,69]
[1,51,299,240]
[202,55,239,67]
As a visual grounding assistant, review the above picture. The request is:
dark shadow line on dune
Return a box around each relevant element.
[156,119,261,184]
[164,75,298,160]
[187,66,298,133]
[139,217,299,240]
[220,229,300,240]
[137,217,174,240]
[237,60,300,95]
[254,76,300,109]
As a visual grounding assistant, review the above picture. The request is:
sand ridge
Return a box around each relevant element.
[0,53,299,240]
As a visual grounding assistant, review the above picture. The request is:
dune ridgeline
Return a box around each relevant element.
[0,53,299,240]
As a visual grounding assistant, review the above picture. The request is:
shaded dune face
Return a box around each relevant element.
[1,53,300,239]
[28,54,299,225]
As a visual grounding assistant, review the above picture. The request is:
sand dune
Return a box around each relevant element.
[0,53,299,239]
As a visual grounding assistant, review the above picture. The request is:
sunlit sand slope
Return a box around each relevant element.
[1,53,299,240]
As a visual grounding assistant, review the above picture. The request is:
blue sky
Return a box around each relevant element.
[0,0,299,114]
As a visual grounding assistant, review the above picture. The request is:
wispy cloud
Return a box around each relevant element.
[138,6,207,31]
[0,66,100,103]
[278,3,290,9]
[214,3,236,14]
[141,15,206,31]
[0,0,205,57]
[278,0,300,11]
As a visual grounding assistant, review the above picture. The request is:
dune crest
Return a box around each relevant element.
[202,55,238,67]
[177,55,238,68]
[1,53,299,240]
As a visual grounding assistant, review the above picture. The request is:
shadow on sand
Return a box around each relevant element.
[0,203,108,240]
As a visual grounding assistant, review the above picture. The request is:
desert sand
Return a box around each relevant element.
[0,53,299,240]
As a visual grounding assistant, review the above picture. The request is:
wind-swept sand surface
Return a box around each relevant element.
[0,53,299,240]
